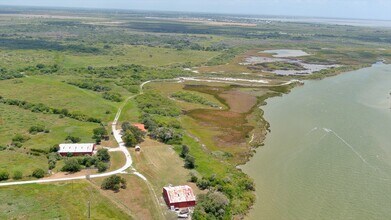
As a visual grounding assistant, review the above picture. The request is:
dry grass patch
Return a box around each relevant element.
[91,175,160,220]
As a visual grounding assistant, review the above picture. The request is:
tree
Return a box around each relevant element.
[97,148,110,162]
[101,175,127,191]
[96,161,108,172]
[13,171,23,180]
[180,145,189,158]
[61,158,81,173]
[184,155,195,169]
[92,127,108,144]
[122,131,137,147]
[0,171,9,181]
[32,168,45,178]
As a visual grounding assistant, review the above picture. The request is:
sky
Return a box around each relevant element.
[1,0,391,20]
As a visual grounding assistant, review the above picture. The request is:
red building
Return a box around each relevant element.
[58,143,95,156]
[163,185,196,208]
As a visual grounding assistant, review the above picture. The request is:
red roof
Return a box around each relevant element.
[133,123,147,132]
[163,185,196,204]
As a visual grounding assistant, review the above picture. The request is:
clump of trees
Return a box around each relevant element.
[193,191,230,220]
[121,122,146,147]
[141,114,183,145]
[135,92,181,117]
[29,125,49,134]
[11,134,30,148]
[67,81,111,92]
[102,92,123,102]
[61,149,111,173]
[0,67,24,80]
[101,175,127,191]
[134,92,183,145]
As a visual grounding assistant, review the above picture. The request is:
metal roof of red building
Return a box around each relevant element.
[163,185,196,204]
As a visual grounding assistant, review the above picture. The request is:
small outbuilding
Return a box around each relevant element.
[163,185,196,209]
[58,143,95,156]
[135,145,141,152]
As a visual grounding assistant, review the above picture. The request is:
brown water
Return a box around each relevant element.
[242,63,391,220]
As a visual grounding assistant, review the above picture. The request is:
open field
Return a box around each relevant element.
[0,181,131,219]
[91,175,161,220]
[0,76,120,122]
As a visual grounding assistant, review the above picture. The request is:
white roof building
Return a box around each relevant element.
[58,143,95,155]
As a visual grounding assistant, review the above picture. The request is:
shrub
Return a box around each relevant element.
[12,134,30,143]
[65,135,81,143]
[29,125,48,134]
[189,172,198,183]
[12,171,23,180]
[101,175,127,191]
[96,162,109,172]
[184,155,196,169]
[32,168,45,178]
[0,171,10,181]
[180,145,189,158]
[49,144,60,152]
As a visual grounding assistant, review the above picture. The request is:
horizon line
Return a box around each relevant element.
[1,4,391,23]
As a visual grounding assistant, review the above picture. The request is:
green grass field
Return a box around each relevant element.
[0,76,120,122]
[0,181,131,219]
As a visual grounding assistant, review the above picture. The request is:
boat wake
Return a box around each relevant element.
[322,128,379,171]
[306,127,318,135]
